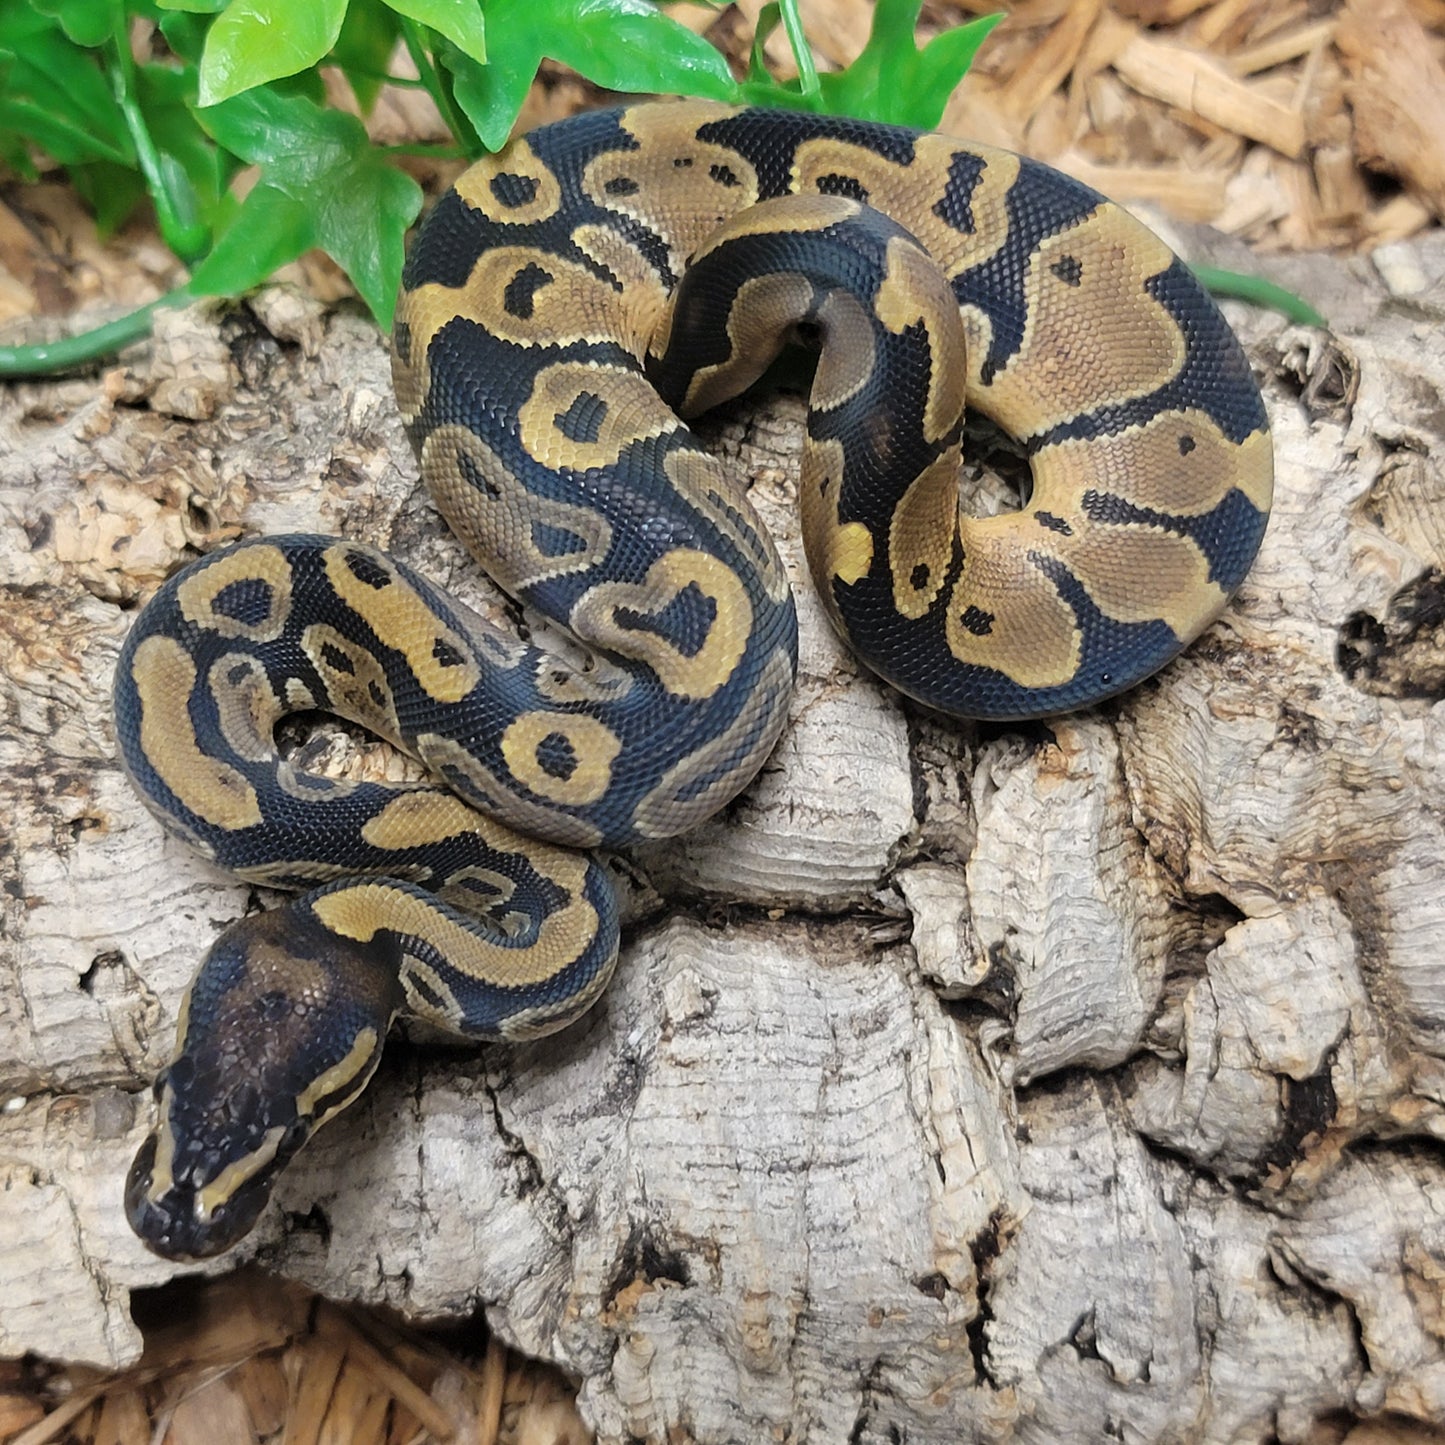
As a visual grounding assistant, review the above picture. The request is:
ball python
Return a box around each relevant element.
[114,100,1272,1259]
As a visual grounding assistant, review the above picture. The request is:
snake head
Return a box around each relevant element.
[125,898,401,1261]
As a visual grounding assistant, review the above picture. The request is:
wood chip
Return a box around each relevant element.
[1229,17,1335,75]
[1113,28,1307,156]
[1337,0,1445,219]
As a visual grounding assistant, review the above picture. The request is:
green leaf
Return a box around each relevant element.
[198,0,348,105]
[187,180,313,295]
[67,159,148,232]
[156,0,229,11]
[32,0,116,49]
[198,87,421,323]
[138,62,236,230]
[156,9,211,59]
[815,7,1004,128]
[200,83,353,179]
[385,0,484,64]
[333,0,401,111]
[449,0,736,151]
[747,2,781,85]
[0,20,133,165]
[773,0,819,99]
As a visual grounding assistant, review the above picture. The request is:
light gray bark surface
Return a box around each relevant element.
[2,229,1445,1444]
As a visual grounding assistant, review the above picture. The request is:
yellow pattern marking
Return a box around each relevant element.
[313,878,598,987]
[500,712,623,806]
[322,546,480,705]
[812,290,877,412]
[146,1086,179,1203]
[133,634,262,831]
[586,101,761,267]
[800,436,874,617]
[421,423,614,594]
[176,544,291,642]
[197,1125,285,1223]
[982,207,1183,436]
[362,789,516,852]
[873,236,968,444]
[889,450,962,619]
[571,548,754,700]
[517,361,679,472]
[675,270,816,417]
[295,1026,380,1117]
[453,138,561,224]
[300,622,402,741]
[791,134,1023,277]
[945,517,1083,689]
[1032,411,1274,520]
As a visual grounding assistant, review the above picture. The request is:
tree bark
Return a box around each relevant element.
[2,228,1444,1443]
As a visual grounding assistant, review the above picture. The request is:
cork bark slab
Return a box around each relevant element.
[3,227,1445,1444]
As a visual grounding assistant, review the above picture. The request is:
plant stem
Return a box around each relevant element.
[1192,265,1326,327]
[776,0,821,98]
[398,18,482,155]
[105,0,206,259]
[0,287,191,378]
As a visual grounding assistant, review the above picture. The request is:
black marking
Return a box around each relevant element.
[400,189,484,289]
[490,172,539,207]
[503,262,554,319]
[432,638,465,668]
[458,449,501,498]
[345,551,392,590]
[696,109,916,198]
[320,642,355,675]
[816,173,867,202]
[1036,511,1073,536]
[1085,485,1268,592]
[554,390,609,445]
[1050,255,1083,287]
[1030,259,1270,448]
[535,730,578,781]
[933,150,987,233]
[392,319,412,366]
[1179,434,1196,455]
[531,521,590,558]
[210,577,274,627]
[1082,489,1186,532]
[709,163,740,188]
[226,662,252,685]
[950,162,1103,386]
[614,580,717,658]
[673,156,693,168]
[403,965,449,1014]
[910,563,930,591]
[958,605,995,636]
[368,681,387,710]
[604,176,639,197]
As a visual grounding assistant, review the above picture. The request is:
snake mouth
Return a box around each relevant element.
[124,1129,284,1262]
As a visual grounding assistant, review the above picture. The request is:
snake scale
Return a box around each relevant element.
[113,101,1273,1258]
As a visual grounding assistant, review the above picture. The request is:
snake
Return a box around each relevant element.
[113,101,1272,1259]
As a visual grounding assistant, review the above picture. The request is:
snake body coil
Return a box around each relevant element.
[114,102,1272,1258]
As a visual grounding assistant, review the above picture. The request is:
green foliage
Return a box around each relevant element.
[0,0,1318,376]
[741,2,1003,129]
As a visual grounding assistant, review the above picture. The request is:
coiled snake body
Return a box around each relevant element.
[114,102,1272,1258]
